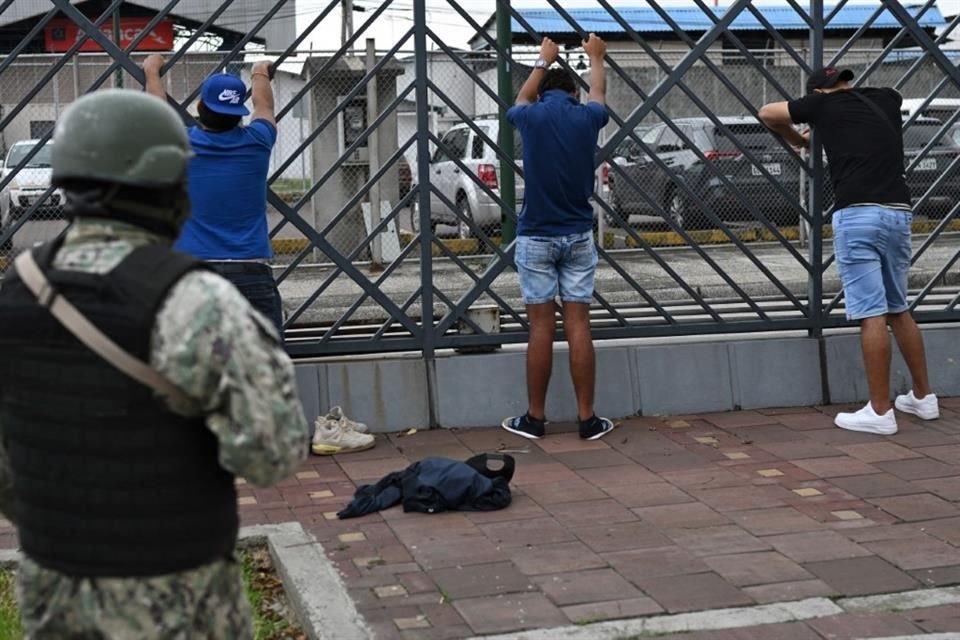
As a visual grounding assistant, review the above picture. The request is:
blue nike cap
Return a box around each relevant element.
[200,73,250,116]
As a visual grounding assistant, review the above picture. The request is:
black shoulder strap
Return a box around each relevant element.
[848,90,903,147]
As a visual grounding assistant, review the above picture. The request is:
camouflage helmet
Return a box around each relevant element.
[52,89,192,231]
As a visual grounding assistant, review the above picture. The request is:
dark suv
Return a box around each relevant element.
[606,117,806,230]
[902,121,960,218]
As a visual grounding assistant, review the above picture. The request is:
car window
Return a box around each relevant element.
[903,123,955,149]
[433,128,468,163]
[6,142,53,169]
[641,125,664,146]
[713,123,776,153]
[471,127,489,160]
[657,127,684,151]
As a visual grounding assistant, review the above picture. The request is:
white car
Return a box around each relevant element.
[1,139,66,251]
[416,118,525,239]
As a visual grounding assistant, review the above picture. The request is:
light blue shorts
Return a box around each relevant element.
[514,231,598,305]
[832,206,913,321]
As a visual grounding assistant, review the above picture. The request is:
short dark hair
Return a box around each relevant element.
[539,69,578,97]
[197,101,242,132]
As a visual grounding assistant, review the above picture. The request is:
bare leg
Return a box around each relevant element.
[861,316,892,414]
[526,303,557,421]
[562,302,595,422]
[887,311,931,398]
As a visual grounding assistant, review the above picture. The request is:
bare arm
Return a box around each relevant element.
[758,101,808,148]
[142,54,166,100]
[515,38,559,105]
[251,61,276,126]
[583,34,607,105]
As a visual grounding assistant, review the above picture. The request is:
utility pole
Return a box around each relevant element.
[342,0,354,49]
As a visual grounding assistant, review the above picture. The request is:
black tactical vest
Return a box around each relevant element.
[0,241,238,577]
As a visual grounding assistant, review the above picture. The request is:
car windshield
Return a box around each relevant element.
[6,142,53,168]
[903,124,956,149]
[713,124,777,153]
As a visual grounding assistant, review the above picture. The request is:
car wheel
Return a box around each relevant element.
[456,195,474,239]
[664,188,687,230]
[409,196,436,236]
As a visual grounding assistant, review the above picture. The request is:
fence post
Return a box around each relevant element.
[414,0,434,364]
[808,0,824,340]
[497,0,517,246]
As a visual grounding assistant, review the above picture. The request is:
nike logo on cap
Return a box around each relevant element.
[218,89,241,104]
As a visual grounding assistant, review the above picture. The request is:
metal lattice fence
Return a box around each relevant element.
[0,0,958,358]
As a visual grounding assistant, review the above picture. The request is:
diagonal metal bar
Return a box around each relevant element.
[303,232,425,345]
[266,189,421,335]
[847,0,945,89]
[574,0,817,237]
[909,246,960,312]
[889,13,960,101]
[824,0,853,26]
[881,0,960,89]
[598,0,756,160]
[292,80,415,213]
[826,3,887,66]
[510,2,811,309]
[267,1,405,168]
[371,290,422,342]
[0,6,58,76]
[429,239,529,330]
[270,28,413,182]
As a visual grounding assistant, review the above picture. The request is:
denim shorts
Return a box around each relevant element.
[514,231,598,305]
[832,206,913,321]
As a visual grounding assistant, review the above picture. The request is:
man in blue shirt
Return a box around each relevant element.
[143,55,283,333]
[501,34,615,441]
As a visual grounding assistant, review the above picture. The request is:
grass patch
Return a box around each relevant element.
[0,570,21,640]
[241,547,306,640]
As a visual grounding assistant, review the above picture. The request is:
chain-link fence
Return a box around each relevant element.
[1,0,958,356]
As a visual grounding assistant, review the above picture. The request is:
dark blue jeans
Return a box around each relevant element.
[209,262,284,339]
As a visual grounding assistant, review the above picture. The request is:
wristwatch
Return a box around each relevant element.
[534,57,548,69]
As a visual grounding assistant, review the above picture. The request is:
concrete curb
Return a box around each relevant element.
[240,523,373,640]
[469,598,843,640]
[468,583,960,639]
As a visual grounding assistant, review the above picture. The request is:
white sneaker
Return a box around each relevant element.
[312,417,375,455]
[895,391,940,420]
[326,406,368,433]
[834,403,898,436]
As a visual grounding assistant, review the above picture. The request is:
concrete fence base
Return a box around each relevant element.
[294,325,960,433]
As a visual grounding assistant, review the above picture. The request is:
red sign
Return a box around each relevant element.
[44,17,174,53]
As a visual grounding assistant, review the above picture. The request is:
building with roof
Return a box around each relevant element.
[468,3,946,66]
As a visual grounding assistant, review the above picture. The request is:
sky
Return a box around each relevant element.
[293,0,960,53]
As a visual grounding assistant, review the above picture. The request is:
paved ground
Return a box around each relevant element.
[228,397,960,639]
[3,400,960,639]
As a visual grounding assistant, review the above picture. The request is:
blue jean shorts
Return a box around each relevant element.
[514,231,598,305]
[832,206,913,321]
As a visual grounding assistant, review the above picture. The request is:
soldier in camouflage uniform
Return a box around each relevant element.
[0,90,309,638]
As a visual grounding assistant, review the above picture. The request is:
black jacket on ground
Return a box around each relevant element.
[337,454,514,519]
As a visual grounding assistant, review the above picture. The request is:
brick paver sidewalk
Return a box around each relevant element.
[233,399,960,639]
[9,400,960,639]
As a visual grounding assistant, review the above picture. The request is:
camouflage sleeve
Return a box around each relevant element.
[150,271,309,487]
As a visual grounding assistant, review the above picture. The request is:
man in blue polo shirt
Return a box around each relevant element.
[501,34,614,441]
[143,55,282,333]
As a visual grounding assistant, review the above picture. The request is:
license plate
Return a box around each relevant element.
[918,158,937,171]
[751,162,782,176]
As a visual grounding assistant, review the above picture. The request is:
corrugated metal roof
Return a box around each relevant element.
[511,4,945,35]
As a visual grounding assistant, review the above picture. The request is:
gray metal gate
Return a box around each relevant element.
[0,0,957,359]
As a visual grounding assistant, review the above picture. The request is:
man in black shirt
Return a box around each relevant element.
[759,67,939,436]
